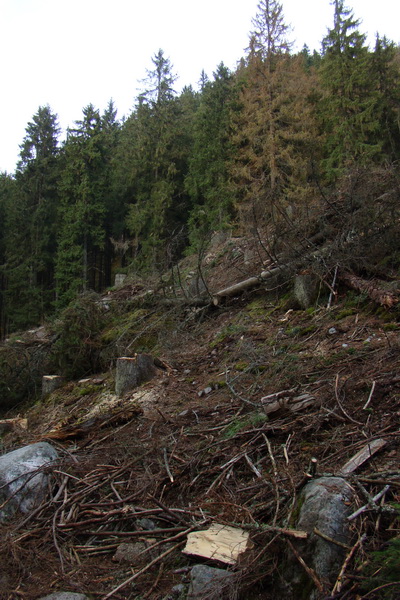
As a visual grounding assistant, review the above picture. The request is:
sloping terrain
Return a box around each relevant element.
[1,235,400,600]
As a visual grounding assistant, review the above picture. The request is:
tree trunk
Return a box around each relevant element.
[115,354,158,397]
[340,271,398,308]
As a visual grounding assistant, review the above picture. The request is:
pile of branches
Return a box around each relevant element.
[2,387,400,599]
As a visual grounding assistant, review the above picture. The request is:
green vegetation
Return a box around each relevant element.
[1,0,400,338]
[361,537,400,599]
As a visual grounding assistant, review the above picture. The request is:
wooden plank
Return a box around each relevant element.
[339,439,388,475]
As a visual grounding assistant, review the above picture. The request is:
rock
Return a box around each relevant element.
[187,564,236,600]
[288,477,354,597]
[136,517,156,530]
[113,541,148,563]
[38,594,89,600]
[170,583,186,596]
[0,442,58,521]
[294,273,319,309]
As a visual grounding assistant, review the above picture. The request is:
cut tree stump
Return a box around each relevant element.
[115,354,158,397]
[42,375,65,397]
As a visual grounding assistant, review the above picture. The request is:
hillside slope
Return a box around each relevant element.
[1,234,400,600]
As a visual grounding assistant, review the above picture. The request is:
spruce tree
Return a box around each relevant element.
[56,104,113,306]
[2,106,61,329]
[185,63,234,248]
[124,50,193,271]
[319,0,379,177]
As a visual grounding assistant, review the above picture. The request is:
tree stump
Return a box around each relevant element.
[115,354,158,397]
[42,375,65,397]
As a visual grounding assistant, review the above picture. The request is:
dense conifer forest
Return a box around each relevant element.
[1,0,399,336]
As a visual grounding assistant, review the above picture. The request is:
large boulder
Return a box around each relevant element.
[0,442,58,521]
[287,476,354,598]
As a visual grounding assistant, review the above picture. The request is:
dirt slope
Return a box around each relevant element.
[1,236,400,600]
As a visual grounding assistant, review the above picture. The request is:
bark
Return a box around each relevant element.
[340,271,398,308]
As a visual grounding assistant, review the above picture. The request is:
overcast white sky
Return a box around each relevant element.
[1,0,399,174]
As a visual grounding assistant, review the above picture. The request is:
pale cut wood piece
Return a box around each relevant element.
[183,523,251,565]
[339,438,387,475]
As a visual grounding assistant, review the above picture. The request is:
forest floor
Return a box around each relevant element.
[1,234,400,600]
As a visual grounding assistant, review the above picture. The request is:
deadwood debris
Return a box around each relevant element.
[1,389,400,600]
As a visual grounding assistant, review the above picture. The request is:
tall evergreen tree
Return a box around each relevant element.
[125,50,193,270]
[185,63,234,248]
[1,106,61,329]
[230,1,319,239]
[369,36,400,161]
[56,104,113,305]
[319,0,379,177]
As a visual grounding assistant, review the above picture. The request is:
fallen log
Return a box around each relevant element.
[340,271,398,308]
[212,265,288,305]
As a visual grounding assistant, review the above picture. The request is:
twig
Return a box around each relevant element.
[163,448,174,483]
[148,495,188,525]
[143,562,164,598]
[334,374,363,426]
[263,434,280,527]
[313,527,351,550]
[244,453,262,478]
[359,581,400,599]
[327,265,338,309]
[348,485,391,521]
[363,381,376,410]
[331,533,367,595]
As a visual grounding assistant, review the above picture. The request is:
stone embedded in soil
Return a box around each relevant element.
[289,476,354,593]
[37,593,89,600]
[187,564,235,600]
[0,442,58,522]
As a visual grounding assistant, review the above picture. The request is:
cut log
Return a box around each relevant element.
[340,271,398,308]
[213,265,286,305]
[115,354,159,397]
[0,418,28,435]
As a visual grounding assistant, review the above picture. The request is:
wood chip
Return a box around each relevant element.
[183,523,251,565]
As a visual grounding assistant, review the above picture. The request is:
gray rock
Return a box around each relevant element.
[187,564,236,600]
[289,477,354,596]
[38,594,88,600]
[0,442,58,521]
[113,541,148,563]
[136,517,156,530]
